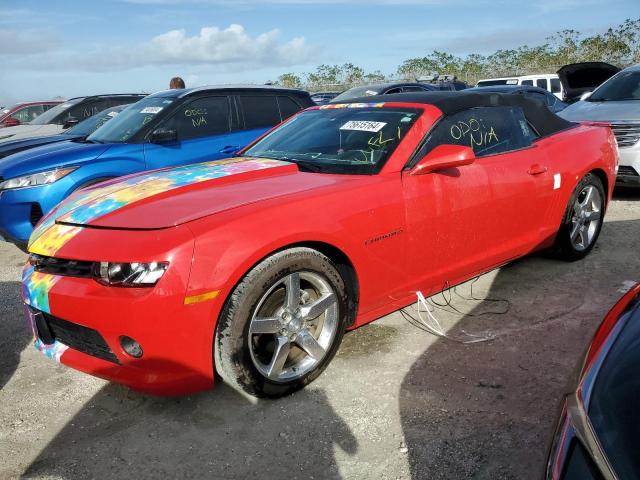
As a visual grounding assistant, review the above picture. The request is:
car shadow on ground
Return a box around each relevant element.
[399,218,640,479]
[0,281,30,390]
[24,368,357,479]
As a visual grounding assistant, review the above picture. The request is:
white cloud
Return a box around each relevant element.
[85,24,312,70]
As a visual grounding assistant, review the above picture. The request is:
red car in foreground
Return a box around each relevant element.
[22,92,617,397]
[0,101,62,128]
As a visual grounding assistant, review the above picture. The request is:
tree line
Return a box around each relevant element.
[274,18,640,91]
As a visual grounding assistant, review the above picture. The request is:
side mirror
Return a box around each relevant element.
[580,91,592,101]
[410,144,476,175]
[149,128,178,144]
[62,117,79,129]
[4,117,20,127]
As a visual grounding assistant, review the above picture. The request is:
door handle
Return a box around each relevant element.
[528,164,548,175]
[219,145,240,154]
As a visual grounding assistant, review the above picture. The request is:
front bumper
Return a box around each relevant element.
[616,142,640,186]
[22,226,221,396]
[0,176,78,243]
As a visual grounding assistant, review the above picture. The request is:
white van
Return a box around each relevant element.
[476,74,564,99]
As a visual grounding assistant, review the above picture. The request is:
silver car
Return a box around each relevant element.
[560,64,640,186]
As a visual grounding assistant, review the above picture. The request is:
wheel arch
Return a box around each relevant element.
[588,168,609,206]
[216,239,360,330]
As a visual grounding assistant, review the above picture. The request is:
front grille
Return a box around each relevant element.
[30,204,44,227]
[610,123,640,148]
[35,309,119,364]
[30,254,94,278]
[618,165,639,177]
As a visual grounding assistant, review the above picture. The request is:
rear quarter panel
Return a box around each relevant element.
[534,124,617,248]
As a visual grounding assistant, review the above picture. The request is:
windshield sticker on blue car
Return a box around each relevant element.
[340,120,387,133]
[140,106,163,114]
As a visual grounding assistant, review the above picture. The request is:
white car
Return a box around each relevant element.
[476,74,564,99]
[0,94,146,144]
[560,64,640,186]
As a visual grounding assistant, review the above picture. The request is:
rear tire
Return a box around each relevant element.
[554,173,605,261]
[214,247,348,398]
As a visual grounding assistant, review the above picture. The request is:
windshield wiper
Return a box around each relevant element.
[289,160,325,173]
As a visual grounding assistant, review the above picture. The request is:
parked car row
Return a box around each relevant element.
[4,60,639,477]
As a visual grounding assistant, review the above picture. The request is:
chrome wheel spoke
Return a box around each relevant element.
[578,229,587,247]
[570,222,581,241]
[581,186,594,208]
[585,210,601,223]
[301,292,337,320]
[266,336,290,379]
[295,330,326,361]
[250,317,281,334]
[284,273,301,310]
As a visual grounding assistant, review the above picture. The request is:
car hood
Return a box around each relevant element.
[0,124,63,143]
[0,141,111,179]
[29,158,336,247]
[0,133,78,160]
[558,100,640,123]
[557,62,620,101]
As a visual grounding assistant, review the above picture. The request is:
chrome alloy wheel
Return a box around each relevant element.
[570,184,603,251]
[248,272,339,382]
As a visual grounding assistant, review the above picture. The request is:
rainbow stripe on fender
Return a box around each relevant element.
[28,157,288,257]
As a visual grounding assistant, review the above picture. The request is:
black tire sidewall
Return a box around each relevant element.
[556,173,605,261]
[215,247,348,398]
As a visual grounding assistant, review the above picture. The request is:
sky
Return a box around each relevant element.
[0,0,636,106]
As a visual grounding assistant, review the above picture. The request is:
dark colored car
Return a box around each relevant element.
[331,82,436,103]
[310,91,341,105]
[418,75,468,91]
[546,283,640,479]
[0,94,147,143]
[466,85,568,113]
[0,101,62,128]
[0,104,130,160]
[557,62,621,103]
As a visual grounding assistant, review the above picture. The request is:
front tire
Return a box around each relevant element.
[214,247,348,398]
[554,173,605,261]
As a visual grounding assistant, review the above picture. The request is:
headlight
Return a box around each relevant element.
[93,262,169,287]
[0,167,77,190]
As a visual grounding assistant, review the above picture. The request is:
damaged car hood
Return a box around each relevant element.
[557,62,621,102]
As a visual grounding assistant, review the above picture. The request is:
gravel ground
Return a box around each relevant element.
[1,189,639,480]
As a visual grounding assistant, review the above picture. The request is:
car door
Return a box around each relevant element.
[236,93,288,146]
[401,106,544,294]
[144,95,243,170]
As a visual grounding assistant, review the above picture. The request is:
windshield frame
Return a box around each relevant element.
[86,96,176,144]
[29,98,83,125]
[588,70,640,102]
[242,105,422,175]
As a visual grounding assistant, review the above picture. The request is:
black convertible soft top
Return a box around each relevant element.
[344,91,575,138]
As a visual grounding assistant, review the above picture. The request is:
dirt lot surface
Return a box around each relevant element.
[1,190,639,480]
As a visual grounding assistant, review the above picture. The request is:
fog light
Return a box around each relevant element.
[120,336,143,358]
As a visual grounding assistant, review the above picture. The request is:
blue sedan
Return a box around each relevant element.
[0,86,313,248]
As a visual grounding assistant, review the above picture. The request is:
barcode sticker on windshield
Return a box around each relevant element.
[340,121,386,132]
[140,107,163,114]
[107,111,119,117]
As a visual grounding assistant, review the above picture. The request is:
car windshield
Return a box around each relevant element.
[332,86,384,102]
[87,96,174,143]
[589,71,640,102]
[243,106,420,174]
[29,99,82,125]
[65,105,126,137]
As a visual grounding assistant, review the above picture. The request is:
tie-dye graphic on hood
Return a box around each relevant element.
[22,265,69,362]
[28,157,289,256]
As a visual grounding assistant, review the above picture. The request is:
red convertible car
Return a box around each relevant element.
[22,92,618,397]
